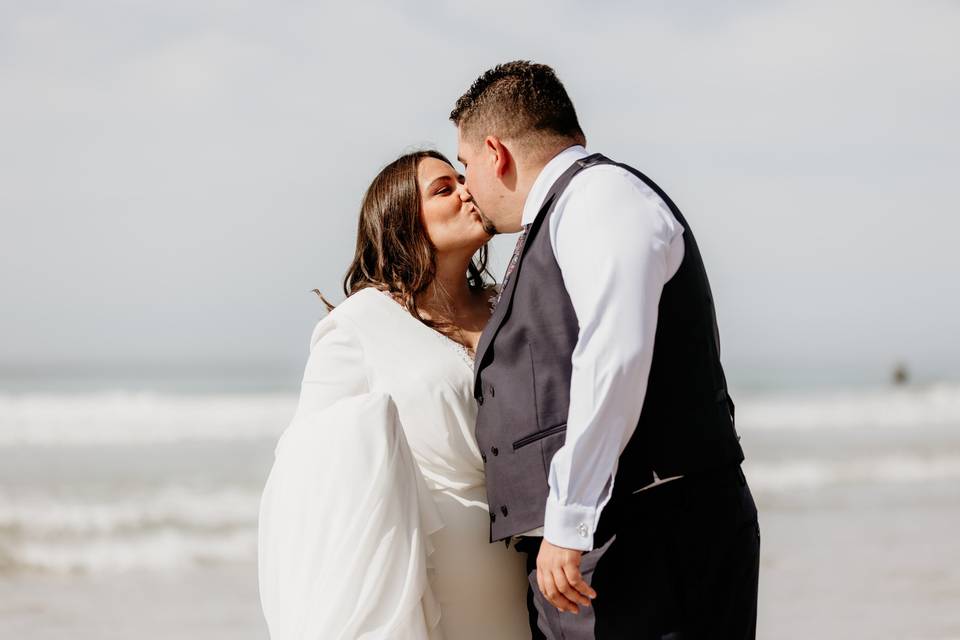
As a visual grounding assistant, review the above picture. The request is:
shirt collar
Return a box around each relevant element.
[520,145,589,226]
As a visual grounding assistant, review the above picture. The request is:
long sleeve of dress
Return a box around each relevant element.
[258,314,444,640]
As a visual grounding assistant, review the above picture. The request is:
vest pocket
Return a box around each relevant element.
[512,423,567,450]
[539,426,568,480]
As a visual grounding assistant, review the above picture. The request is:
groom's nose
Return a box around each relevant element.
[458,185,473,202]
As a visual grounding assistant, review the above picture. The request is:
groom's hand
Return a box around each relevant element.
[536,539,597,614]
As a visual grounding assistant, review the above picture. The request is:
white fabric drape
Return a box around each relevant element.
[258,289,529,639]
[259,392,444,639]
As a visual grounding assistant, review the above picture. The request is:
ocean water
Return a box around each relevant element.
[1,381,959,638]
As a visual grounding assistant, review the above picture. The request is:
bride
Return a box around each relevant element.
[258,150,532,639]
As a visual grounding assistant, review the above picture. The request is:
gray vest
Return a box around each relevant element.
[473,154,744,543]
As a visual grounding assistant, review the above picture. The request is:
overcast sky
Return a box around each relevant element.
[1,0,958,388]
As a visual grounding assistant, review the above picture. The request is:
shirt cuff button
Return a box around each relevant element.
[577,523,589,538]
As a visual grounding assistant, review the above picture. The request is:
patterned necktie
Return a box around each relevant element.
[495,224,531,306]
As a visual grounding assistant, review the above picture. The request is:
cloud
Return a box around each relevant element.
[1,0,957,385]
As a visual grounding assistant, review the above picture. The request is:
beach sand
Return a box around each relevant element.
[3,487,959,639]
[0,565,266,640]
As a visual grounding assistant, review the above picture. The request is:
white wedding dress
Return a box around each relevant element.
[259,287,531,639]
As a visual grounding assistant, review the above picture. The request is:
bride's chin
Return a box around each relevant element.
[467,235,489,253]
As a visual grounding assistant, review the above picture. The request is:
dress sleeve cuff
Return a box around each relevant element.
[543,494,597,552]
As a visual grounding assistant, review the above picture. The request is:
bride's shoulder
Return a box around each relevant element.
[309,287,395,347]
[330,286,386,317]
[339,287,405,323]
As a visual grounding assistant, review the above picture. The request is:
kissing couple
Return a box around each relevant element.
[258,61,760,639]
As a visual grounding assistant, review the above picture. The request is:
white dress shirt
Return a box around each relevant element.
[517,145,686,551]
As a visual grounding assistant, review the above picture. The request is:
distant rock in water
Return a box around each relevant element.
[892,363,910,386]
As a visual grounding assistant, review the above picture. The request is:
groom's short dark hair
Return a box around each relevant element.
[450,61,585,149]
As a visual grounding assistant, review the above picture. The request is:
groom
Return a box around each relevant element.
[453,61,760,639]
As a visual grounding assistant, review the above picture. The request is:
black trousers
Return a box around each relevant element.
[514,465,760,640]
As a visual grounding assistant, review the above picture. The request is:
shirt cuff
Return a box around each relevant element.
[542,494,597,552]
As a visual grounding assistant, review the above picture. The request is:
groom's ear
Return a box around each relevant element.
[484,136,511,179]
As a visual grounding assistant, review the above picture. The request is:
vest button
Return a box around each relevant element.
[491,446,499,456]
[500,505,508,516]
[488,385,495,398]
[489,512,496,522]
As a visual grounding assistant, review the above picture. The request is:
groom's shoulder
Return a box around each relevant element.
[563,159,680,229]
[567,159,660,203]
[569,155,643,188]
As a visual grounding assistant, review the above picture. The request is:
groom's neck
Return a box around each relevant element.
[512,138,585,217]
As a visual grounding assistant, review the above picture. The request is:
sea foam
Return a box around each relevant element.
[1,383,958,574]
[0,391,296,446]
[735,382,960,432]
[2,383,959,447]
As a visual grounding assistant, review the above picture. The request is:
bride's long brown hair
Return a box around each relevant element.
[315,150,492,336]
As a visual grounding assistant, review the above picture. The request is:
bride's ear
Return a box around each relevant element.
[484,136,511,178]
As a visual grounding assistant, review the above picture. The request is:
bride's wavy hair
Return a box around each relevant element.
[315,150,492,333]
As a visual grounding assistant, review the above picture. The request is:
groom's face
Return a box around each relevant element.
[456,129,521,235]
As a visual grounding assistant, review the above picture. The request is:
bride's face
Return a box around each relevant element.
[417,157,492,254]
